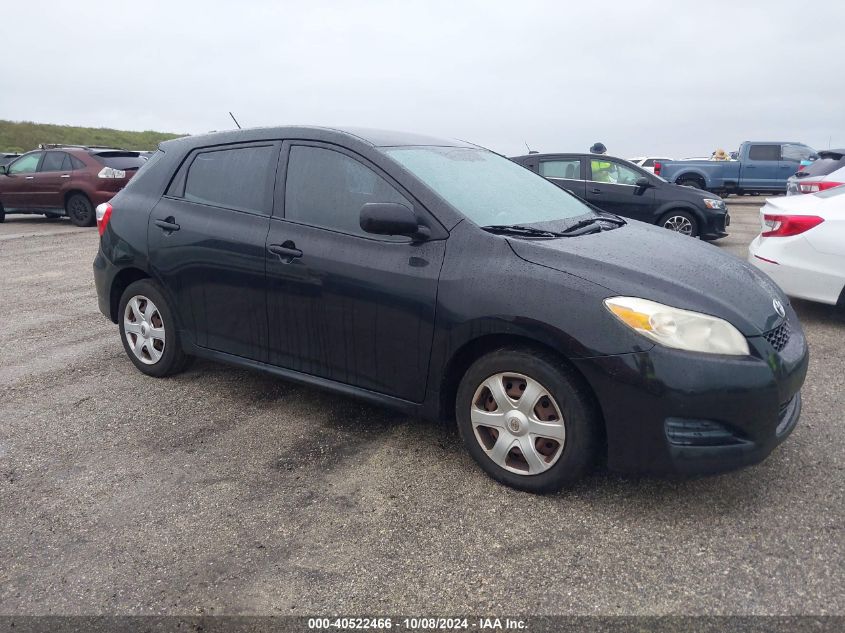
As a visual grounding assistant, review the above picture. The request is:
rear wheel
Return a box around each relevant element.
[0,201,5,223]
[659,210,699,237]
[678,177,705,190]
[66,193,95,227]
[455,347,599,493]
[118,279,191,377]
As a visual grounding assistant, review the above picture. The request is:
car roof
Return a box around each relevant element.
[511,152,630,161]
[160,126,473,152]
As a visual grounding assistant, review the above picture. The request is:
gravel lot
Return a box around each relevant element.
[0,203,843,616]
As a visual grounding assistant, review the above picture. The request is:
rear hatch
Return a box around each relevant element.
[789,150,845,194]
[91,151,148,191]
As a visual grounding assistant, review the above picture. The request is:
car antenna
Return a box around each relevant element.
[229,111,242,130]
[525,141,538,155]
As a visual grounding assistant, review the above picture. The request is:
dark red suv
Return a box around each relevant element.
[0,145,146,225]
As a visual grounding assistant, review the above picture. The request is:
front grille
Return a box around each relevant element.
[763,319,791,352]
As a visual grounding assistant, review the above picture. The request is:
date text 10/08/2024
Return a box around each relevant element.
[307,617,528,630]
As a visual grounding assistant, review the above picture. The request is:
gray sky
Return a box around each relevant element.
[2,0,843,157]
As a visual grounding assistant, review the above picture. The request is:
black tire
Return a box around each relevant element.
[118,279,191,377]
[0,201,5,223]
[455,346,600,493]
[658,209,699,237]
[65,193,95,227]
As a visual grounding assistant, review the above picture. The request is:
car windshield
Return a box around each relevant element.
[797,155,845,178]
[383,146,594,226]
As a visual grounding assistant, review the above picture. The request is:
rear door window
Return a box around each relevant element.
[183,145,277,215]
[748,145,781,161]
[39,152,70,172]
[539,159,581,180]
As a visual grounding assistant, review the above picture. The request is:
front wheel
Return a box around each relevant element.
[118,279,191,377]
[0,202,5,223]
[455,347,599,493]
[66,193,95,227]
[659,210,699,237]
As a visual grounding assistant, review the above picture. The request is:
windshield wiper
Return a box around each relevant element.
[560,215,625,235]
[481,224,565,238]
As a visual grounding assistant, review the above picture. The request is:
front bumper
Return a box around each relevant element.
[700,210,730,240]
[573,311,808,475]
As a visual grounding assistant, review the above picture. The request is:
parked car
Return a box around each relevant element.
[628,156,673,175]
[786,149,845,195]
[655,142,817,196]
[749,185,845,305]
[0,146,147,225]
[510,152,729,239]
[0,152,21,167]
[93,126,806,493]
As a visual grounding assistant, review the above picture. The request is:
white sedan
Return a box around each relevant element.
[749,185,845,305]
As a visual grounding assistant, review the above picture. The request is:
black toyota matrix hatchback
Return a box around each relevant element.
[93,127,808,493]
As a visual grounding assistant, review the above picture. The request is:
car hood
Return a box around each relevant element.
[508,221,786,336]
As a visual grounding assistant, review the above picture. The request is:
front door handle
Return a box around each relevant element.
[589,188,602,194]
[154,217,180,232]
[268,241,302,261]
[61,174,70,178]
[25,176,34,180]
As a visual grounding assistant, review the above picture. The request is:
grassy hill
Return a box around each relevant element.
[0,120,185,153]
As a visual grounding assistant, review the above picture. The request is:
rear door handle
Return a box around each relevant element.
[61,174,70,178]
[25,176,34,180]
[589,188,602,194]
[268,242,302,260]
[154,218,180,232]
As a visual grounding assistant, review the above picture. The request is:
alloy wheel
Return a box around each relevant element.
[68,197,92,224]
[470,372,566,475]
[123,295,166,365]
[663,215,693,235]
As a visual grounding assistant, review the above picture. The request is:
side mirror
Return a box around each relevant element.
[360,202,428,239]
[635,176,652,191]
[0,165,7,176]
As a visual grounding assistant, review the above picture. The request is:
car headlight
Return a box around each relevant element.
[604,297,750,356]
[703,198,725,209]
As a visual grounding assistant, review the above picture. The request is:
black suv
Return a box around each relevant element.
[511,152,730,239]
[93,127,806,492]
